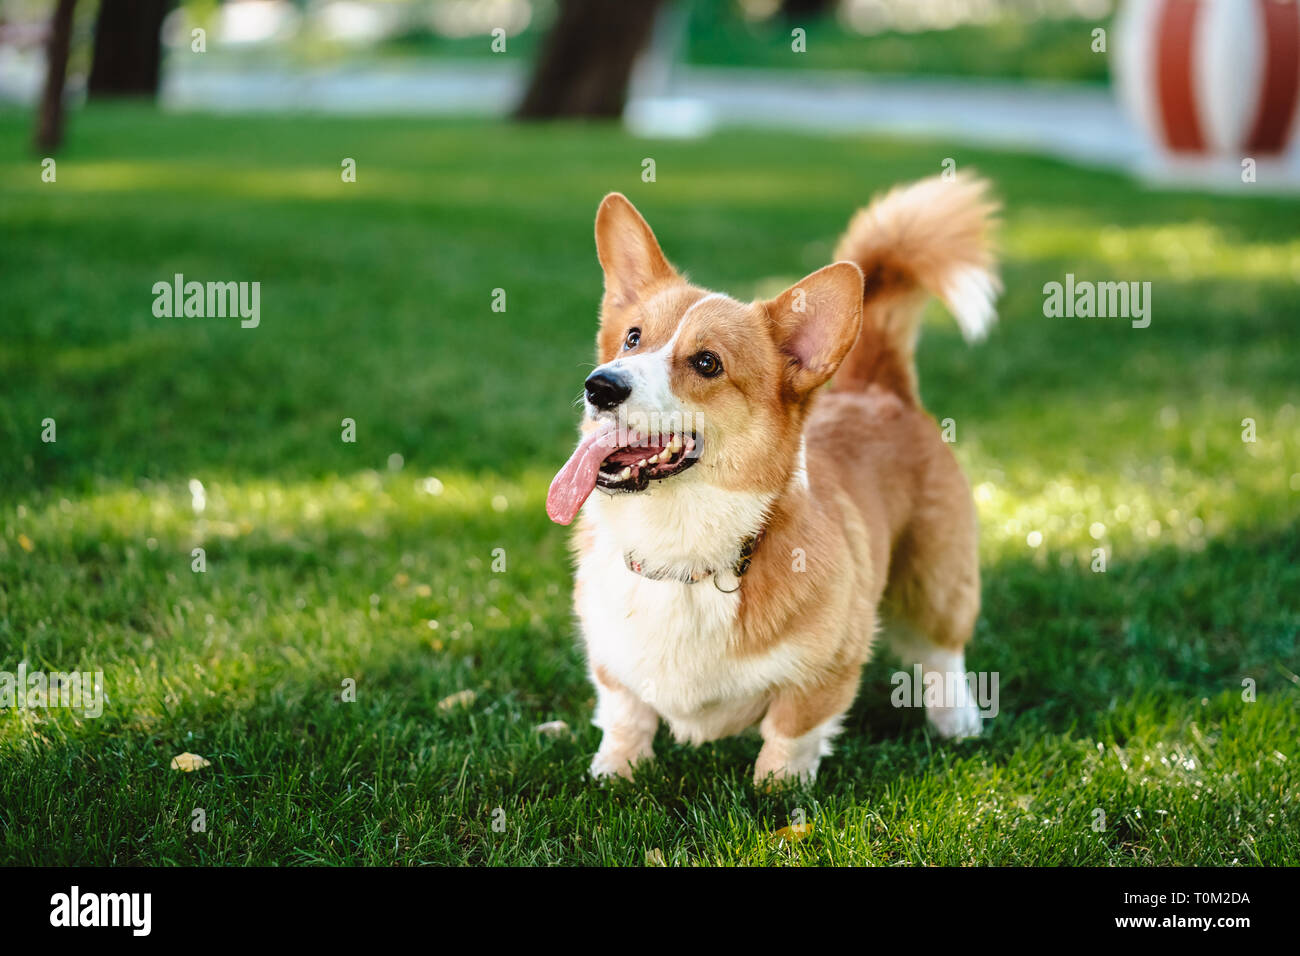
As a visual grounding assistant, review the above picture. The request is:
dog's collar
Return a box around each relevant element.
[623,528,765,592]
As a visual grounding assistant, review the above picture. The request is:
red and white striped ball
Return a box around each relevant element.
[1115,0,1300,156]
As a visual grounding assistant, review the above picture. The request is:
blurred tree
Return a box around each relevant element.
[34,0,78,152]
[516,0,664,119]
[88,0,172,98]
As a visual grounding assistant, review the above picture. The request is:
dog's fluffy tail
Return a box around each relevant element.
[830,171,1000,402]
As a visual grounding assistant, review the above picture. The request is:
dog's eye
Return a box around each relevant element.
[690,351,722,378]
[623,328,640,350]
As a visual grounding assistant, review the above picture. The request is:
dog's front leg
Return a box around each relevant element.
[754,675,856,788]
[589,668,658,780]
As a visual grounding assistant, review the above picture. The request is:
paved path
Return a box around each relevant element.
[160,60,1137,166]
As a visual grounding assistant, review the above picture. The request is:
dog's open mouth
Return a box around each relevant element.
[596,433,698,492]
[546,423,699,525]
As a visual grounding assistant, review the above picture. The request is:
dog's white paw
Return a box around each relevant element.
[926,701,983,740]
[752,760,818,791]
[753,714,841,788]
[590,747,652,781]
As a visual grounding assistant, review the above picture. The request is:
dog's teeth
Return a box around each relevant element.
[636,458,647,468]
[617,467,632,481]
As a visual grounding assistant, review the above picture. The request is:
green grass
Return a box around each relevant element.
[1,105,1298,865]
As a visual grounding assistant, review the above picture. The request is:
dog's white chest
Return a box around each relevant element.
[576,538,795,744]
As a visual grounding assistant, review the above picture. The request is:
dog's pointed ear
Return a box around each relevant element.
[765,262,864,395]
[595,193,676,306]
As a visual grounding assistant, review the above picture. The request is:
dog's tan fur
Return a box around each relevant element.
[567,172,1001,784]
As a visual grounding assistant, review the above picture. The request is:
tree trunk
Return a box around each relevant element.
[781,0,835,19]
[88,0,170,98]
[34,0,78,153]
[516,0,664,119]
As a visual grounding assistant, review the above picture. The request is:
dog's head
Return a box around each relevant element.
[546,193,863,525]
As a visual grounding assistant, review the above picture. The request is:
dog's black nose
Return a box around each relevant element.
[585,370,632,410]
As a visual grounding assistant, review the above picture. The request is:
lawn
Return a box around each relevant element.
[1,105,1297,865]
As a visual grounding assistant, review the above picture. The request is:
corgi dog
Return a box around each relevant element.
[546,173,1000,785]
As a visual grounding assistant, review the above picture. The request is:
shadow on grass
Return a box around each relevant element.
[554,521,1299,795]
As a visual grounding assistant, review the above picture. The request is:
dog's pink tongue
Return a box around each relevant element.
[547,423,618,525]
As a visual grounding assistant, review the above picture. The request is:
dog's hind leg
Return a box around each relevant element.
[888,618,984,740]
[883,485,986,740]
